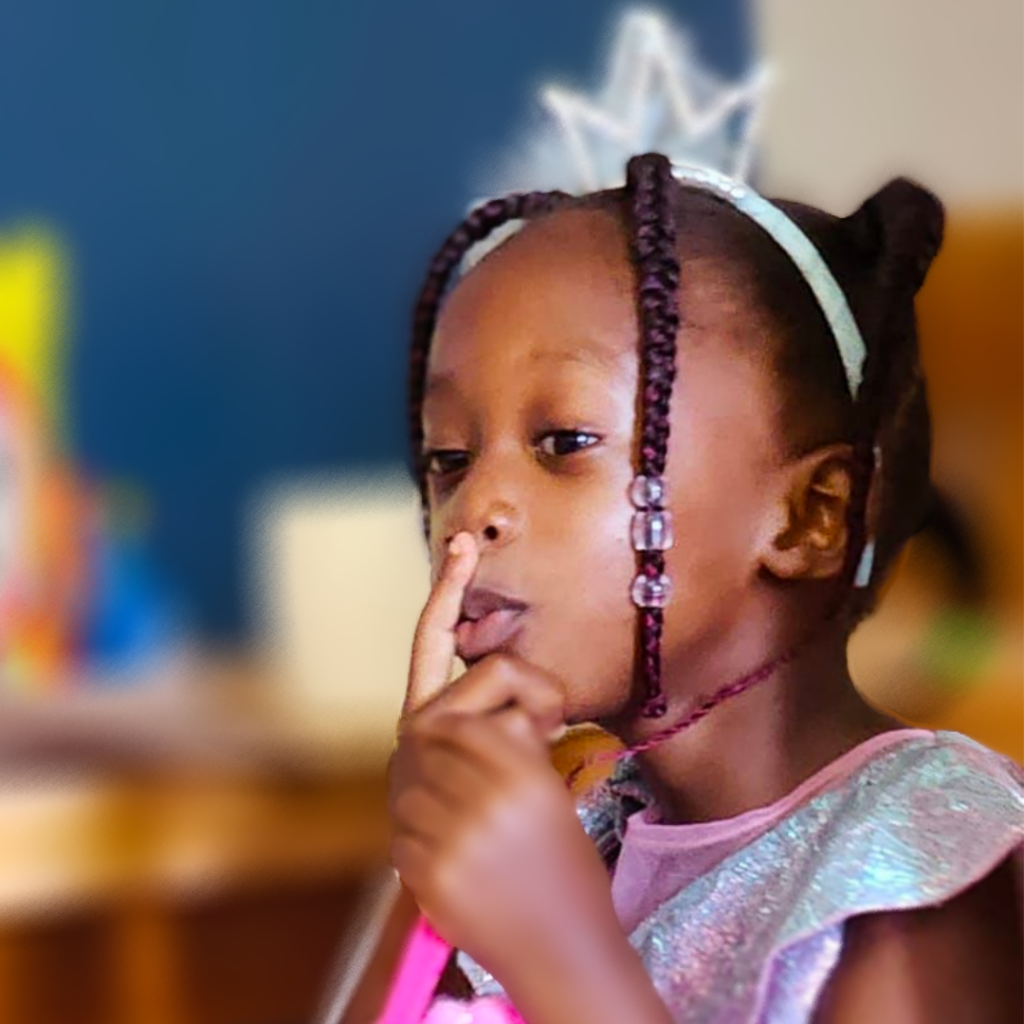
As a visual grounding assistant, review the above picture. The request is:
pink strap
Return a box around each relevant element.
[375,914,453,1024]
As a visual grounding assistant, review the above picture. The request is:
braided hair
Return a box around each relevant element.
[767,180,944,623]
[622,155,680,716]
[407,154,944,718]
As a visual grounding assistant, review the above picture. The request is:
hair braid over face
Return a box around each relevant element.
[624,153,682,717]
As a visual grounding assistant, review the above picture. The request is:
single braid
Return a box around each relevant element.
[776,179,942,626]
[624,154,681,718]
[409,191,570,535]
[841,297,928,625]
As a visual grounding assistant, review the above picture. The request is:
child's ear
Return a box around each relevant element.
[759,445,855,582]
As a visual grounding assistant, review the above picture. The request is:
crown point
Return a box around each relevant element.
[482,8,769,197]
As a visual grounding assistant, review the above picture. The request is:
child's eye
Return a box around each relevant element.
[423,450,471,477]
[536,430,602,457]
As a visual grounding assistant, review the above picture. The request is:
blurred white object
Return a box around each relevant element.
[247,471,430,765]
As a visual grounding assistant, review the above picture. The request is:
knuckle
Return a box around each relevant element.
[432,851,462,902]
[388,787,412,824]
[401,715,427,740]
[391,788,418,822]
[385,764,402,808]
[389,735,418,775]
[484,652,516,679]
[445,714,477,744]
[421,710,462,739]
[499,707,533,739]
[402,711,443,745]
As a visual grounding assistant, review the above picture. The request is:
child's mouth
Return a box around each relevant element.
[455,588,528,664]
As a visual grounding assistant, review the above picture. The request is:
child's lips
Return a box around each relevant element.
[455,587,529,664]
[454,607,527,664]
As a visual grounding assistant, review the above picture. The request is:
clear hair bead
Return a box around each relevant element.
[631,572,673,608]
[632,510,674,551]
[630,474,666,509]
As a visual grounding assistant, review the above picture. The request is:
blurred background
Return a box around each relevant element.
[0,1,1019,1022]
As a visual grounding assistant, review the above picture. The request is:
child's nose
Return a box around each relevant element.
[444,499,520,552]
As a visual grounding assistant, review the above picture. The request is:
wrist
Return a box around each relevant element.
[498,913,672,1024]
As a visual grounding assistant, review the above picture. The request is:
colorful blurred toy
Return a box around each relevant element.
[0,225,183,692]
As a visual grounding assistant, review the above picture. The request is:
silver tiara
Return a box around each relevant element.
[480,9,769,195]
[461,9,768,273]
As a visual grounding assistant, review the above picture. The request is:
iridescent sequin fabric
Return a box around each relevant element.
[459,731,1024,1022]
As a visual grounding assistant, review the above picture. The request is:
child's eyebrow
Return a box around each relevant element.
[424,345,624,397]
[424,372,450,394]
[527,345,624,373]
[423,371,464,401]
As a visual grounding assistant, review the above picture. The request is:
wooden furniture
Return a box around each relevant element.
[0,675,394,1024]
[0,676,620,1024]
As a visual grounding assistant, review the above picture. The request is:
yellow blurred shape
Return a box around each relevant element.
[0,225,69,435]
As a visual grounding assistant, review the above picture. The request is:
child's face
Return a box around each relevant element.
[422,208,791,727]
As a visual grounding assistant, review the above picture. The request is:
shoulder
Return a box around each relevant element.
[860,728,1023,801]
[801,731,1022,905]
[766,732,1022,930]
[813,853,1023,1024]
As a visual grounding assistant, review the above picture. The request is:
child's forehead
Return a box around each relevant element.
[431,207,762,372]
[444,208,635,315]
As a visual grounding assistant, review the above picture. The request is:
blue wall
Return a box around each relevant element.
[0,1,749,640]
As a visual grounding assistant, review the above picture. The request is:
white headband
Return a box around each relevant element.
[671,163,867,399]
[670,164,876,587]
[462,167,867,402]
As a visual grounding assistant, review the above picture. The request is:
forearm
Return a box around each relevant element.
[498,921,674,1024]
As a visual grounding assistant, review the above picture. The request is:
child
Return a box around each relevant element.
[385,153,1023,1023]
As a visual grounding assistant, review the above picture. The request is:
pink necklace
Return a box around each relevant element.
[568,636,808,789]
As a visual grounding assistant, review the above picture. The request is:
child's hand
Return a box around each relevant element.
[389,533,621,987]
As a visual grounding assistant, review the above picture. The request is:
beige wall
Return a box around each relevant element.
[248,472,429,764]
[754,0,1023,211]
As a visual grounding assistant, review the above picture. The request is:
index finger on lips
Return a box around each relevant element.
[405,531,479,715]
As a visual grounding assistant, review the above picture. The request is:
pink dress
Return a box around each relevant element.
[610,730,934,933]
[386,729,1022,1023]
